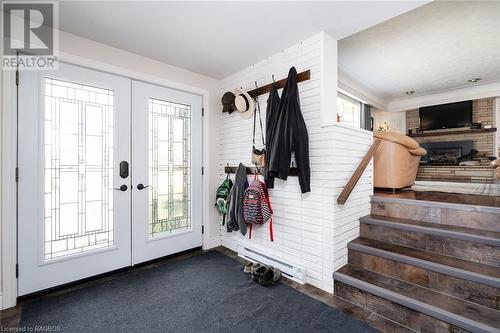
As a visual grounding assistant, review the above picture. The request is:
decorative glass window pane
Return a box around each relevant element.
[148,98,191,238]
[44,78,115,260]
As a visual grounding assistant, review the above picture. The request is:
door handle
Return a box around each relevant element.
[137,184,149,190]
[114,184,128,191]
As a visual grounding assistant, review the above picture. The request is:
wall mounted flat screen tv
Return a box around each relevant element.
[419,100,472,131]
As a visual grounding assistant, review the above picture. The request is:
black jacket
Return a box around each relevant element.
[268,67,311,193]
[226,163,248,235]
[264,83,281,188]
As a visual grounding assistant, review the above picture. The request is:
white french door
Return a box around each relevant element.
[18,63,132,295]
[18,63,203,296]
[131,81,202,264]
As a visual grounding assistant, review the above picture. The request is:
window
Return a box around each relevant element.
[43,77,115,260]
[148,98,191,238]
[337,92,362,128]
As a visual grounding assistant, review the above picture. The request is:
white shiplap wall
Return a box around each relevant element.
[330,125,373,272]
[218,33,373,293]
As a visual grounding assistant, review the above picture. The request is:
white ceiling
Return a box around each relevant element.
[338,1,500,101]
[58,1,426,79]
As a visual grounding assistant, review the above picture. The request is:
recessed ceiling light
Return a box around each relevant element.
[405,91,415,95]
[468,78,481,83]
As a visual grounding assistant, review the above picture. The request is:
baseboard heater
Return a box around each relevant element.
[238,245,306,284]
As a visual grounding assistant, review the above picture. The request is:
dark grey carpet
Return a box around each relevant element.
[21,251,378,333]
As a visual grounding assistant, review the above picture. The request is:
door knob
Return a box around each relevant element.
[137,184,149,190]
[114,184,128,191]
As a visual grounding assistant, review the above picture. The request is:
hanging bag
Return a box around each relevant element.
[252,96,266,167]
[215,173,233,225]
[242,173,274,241]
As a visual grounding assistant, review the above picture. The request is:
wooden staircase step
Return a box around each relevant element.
[360,215,500,267]
[363,215,500,246]
[371,195,500,233]
[373,191,500,209]
[350,238,500,286]
[368,215,500,245]
[334,280,469,332]
[349,238,500,310]
[333,265,500,333]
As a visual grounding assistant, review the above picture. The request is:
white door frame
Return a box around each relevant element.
[1,52,213,309]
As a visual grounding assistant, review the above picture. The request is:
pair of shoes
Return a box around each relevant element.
[243,262,262,274]
[252,266,281,286]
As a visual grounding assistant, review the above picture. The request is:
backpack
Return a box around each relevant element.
[215,174,233,225]
[242,174,274,241]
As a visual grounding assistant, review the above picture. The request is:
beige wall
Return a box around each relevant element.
[372,111,407,134]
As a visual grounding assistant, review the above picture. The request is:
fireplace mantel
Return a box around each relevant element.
[409,128,496,138]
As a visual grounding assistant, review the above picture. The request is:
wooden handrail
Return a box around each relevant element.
[337,139,381,205]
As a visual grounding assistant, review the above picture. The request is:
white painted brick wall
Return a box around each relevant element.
[218,33,372,293]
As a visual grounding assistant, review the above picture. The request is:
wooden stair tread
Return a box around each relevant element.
[351,238,500,281]
[373,190,500,209]
[336,264,500,330]
[328,294,418,333]
[366,214,500,243]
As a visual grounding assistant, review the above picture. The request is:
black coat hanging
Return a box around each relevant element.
[268,67,311,193]
[264,82,281,188]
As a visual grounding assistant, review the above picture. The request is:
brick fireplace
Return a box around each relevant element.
[405,98,496,182]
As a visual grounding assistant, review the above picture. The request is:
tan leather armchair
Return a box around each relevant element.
[373,131,427,190]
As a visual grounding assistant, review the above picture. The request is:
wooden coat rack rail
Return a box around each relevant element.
[224,166,299,176]
[247,69,310,98]
[222,70,311,114]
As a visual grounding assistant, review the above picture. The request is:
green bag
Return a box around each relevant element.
[215,174,233,225]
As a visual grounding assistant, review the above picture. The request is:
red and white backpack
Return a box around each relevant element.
[242,174,274,241]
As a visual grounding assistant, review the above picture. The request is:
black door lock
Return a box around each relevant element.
[120,161,129,179]
[137,183,150,190]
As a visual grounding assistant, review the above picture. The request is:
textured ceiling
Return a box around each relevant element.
[338,1,500,100]
[58,1,426,79]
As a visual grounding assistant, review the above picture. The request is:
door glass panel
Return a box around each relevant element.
[148,98,191,238]
[44,78,114,260]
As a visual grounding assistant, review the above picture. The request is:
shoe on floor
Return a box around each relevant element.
[272,267,281,282]
[250,263,262,274]
[243,262,253,274]
[252,265,267,282]
[244,262,262,274]
[258,267,275,286]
